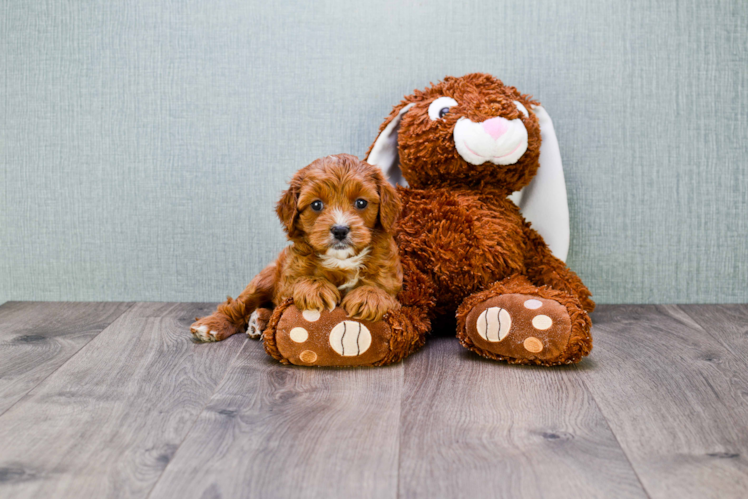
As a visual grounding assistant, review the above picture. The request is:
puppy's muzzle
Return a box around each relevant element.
[331,225,351,241]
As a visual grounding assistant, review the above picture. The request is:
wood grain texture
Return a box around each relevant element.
[680,304,748,363]
[150,339,403,498]
[0,301,133,415]
[578,305,748,498]
[0,302,245,498]
[2,303,748,497]
[396,336,646,498]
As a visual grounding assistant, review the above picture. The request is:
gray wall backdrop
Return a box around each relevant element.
[1,0,747,304]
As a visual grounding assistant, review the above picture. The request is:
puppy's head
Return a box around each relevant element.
[276,154,401,256]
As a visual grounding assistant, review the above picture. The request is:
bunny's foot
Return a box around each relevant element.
[456,275,592,365]
[262,298,427,367]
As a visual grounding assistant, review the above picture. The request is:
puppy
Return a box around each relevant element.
[191,154,402,342]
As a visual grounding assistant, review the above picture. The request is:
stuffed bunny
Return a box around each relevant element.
[262,73,594,366]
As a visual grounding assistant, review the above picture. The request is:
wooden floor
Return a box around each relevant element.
[0,302,746,498]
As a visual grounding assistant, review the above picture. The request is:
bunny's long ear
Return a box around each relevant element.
[365,103,415,187]
[508,105,570,262]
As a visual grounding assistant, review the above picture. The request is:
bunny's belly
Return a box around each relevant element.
[396,187,527,314]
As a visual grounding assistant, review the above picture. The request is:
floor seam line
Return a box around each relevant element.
[574,364,652,499]
[677,304,748,364]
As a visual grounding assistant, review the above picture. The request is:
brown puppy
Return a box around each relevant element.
[191,154,402,342]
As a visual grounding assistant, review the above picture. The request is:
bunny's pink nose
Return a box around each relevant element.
[482,117,510,140]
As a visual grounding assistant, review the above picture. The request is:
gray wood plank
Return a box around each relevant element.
[0,301,133,415]
[0,302,245,498]
[150,339,403,498]
[397,336,646,498]
[577,305,748,498]
[680,304,748,363]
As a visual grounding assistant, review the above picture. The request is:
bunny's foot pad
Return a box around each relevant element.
[457,287,592,365]
[263,301,394,367]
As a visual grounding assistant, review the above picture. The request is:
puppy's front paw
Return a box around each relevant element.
[293,279,341,312]
[342,286,398,322]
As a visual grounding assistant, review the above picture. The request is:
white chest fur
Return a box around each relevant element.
[319,247,370,291]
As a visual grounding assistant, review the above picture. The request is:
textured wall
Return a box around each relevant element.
[1,0,747,304]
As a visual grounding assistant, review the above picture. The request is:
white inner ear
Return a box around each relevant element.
[365,103,414,187]
[513,101,529,118]
[367,101,569,262]
[509,105,570,262]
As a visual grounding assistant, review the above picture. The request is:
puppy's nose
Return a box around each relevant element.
[331,225,350,241]
[482,117,510,140]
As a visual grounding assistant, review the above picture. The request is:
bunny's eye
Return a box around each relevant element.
[428,97,458,121]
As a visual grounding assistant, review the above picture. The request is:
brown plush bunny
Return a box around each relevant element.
[263,73,594,366]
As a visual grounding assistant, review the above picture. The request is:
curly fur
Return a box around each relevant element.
[361,73,594,366]
[191,154,402,341]
[199,73,596,367]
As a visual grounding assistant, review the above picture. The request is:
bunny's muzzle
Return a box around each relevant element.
[454,115,529,166]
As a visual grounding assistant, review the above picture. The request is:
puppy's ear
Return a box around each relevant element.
[276,172,303,236]
[276,186,298,235]
[375,170,402,233]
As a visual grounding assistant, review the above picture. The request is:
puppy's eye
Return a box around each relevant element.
[310,200,324,212]
[355,199,368,209]
[428,97,458,121]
